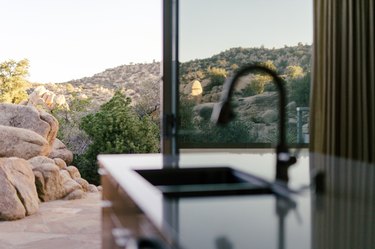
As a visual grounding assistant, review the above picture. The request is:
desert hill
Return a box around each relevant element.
[30,44,311,113]
[28,44,311,146]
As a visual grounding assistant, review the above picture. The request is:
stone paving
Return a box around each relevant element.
[0,193,101,249]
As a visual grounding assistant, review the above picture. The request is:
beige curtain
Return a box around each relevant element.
[310,153,375,249]
[310,0,375,162]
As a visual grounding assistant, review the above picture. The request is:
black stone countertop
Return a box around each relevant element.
[98,151,375,249]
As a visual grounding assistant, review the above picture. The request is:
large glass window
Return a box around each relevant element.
[177,0,312,148]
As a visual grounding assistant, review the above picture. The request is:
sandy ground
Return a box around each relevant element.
[0,192,102,249]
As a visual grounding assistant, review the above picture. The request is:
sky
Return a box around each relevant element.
[0,0,312,83]
[0,0,162,83]
[180,0,313,61]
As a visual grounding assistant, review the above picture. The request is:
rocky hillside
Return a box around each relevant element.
[27,44,311,147]
[178,44,311,145]
[30,44,311,111]
[67,62,160,87]
[31,62,161,113]
[180,44,311,85]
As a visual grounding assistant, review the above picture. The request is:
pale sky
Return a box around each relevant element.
[0,0,163,83]
[180,0,313,61]
[0,0,312,83]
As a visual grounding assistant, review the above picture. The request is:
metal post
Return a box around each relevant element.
[162,0,179,167]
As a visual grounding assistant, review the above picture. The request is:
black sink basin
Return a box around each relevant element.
[134,167,273,197]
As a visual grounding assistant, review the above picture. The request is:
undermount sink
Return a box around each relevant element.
[134,167,273,197]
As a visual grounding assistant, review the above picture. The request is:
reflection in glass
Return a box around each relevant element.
[310,154,375,249]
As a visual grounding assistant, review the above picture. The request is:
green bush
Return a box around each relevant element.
[75,91,160,185]
[196,119,253,144]
[204,67,227,91]
[288,72,311,107]
[241,79,264,97]
[178,97,254,145]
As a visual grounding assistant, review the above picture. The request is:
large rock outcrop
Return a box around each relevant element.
[0,102,99,221]
[27,156,97,203]
[21,85,69,110]
[0,125,50,159]
[0,158,39,221]
[0,103,58,147]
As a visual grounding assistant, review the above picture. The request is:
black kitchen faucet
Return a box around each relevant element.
[211,64,297,184]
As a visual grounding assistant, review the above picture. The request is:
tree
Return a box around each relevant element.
[133,79,160,119]
[231,63,239,71]
[75,91,160,184]
[52,93,94,155]
[0,59,30,103]
[286,65,304,79]
[238,61,278,97]
[288,71,311,107]
[178,98,197,144]
[260,60,277,71]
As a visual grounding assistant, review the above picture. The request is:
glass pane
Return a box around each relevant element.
[178,0,312,148]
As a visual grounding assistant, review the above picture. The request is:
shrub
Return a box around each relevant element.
[241,74,271,97]
[241,79,264,97]
[204,67,227,91]
[76,91,160,184]
[52,94,93,155]
[288,72,311,107]
[286,65,304,79]
[196,119,254,144]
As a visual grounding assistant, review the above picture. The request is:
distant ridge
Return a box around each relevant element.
[65,62,161,89]
[31,44,311,110]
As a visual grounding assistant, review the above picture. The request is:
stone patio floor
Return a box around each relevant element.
[0,192,101,249]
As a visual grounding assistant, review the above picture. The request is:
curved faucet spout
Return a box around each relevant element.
[211,64,296,183]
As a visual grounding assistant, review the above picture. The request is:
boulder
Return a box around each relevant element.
[0,125,50,159]
[87,184,99,193]
[261,109,278,124]
[28,156,65,201]
[286,101,297,112]
[289,118,297,125]
[38,110,59,146]
[0,103,58,147]
[31,85,49,97]
[64,189,86,200]
[48,138,73,165]
[60,170,82,197]
[75,177,90,191]
[0,158,39,221]
[237,92,278,113]
[66,166,81,179]
[0,175,26,221]
[42,92,55,107]
[53,158,67,170]
[26,86,69,110]
[191,80,203,96]
[55,95,67,107]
